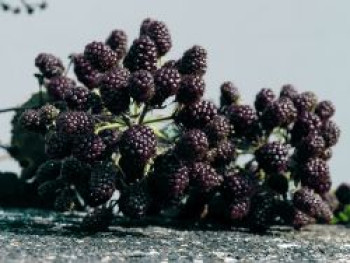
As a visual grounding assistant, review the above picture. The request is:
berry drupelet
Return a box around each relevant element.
[63,86,92,111]
[56,111,94,137]
[189,162,223,194]
[297,133,326,159]
[228,198,251,221]
[315,100,335,121]
[35,53,64,79]
[321,120,341,148]
[204,116,231,145]
[45,132,71,159]
[105,29,128,61]
[178,45,207,76]
[46,76,76,101]
[279,84,298,100]
[254,88,276,114]
[175,129,209,162]
[220,81,240,108]
[81,206,114,232]
[222,169,256,201]
[84,41,118,72]
[291,111,322,146]
[176,75,205,105]
[128,70,155,103]
[255,142,289,174]
[293,91,317,113]
[39,104,60,126]
[226,104,258,137]
[72,54,101,89]
[19,109,44,132]
[72,134,107,164]
[207,140,236,168]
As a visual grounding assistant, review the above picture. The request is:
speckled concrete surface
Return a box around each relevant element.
[0,208,349,262]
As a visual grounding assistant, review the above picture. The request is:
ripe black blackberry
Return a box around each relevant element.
[222,169,256,201]
[106,29,128,61]
[98,129,120,155]
[293,91,317,113]
[119,182,151,219]
[190,162,223,194]
[255,142,289,174]
[292,209,316,230]
[220,81,240,108]
[297,133,325,159]
[291,112,322,146]
[335,183,350,205]
[175,100,218,129]
[321,120,340,147]
[19,109,44,132]
[123,35,158,73]
[279,84,298,100]
[176,75,205,105]
[119,155,145,183]
[226,104,258,137]
[35,53,64,78]
[63,86,92,111]
[99,68,130,115]
[56,111,94,137]
[39,104,60,126]
[46,76,76,101]
[72,134,106,164]
[162,59,178,69]
[54,186,77,212]
[35,160,61,185]
[141,19,172,57]
[150,66,181,106]
[175,129,209,162]
[81,206,114,232]
[254,88,276,114]
[300,158,331,195]
[60,157,91,184]
[178,45,207,76]
[84,41,118,72]
[119,125,157,163]
[128,70,155,103]
[72,54,101,89]
[266,174,289,195]
[207,140,236,168]
[204,116,231,145]
[228,198,251,221]
[45,132,71,159]
[89,162,117,207]
[315,100,335,121]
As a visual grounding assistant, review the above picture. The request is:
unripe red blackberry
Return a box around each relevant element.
[54,186,77,212]
[220,81,240,108]
[35,160,61,185]
[266,174,289,195]
[89,162,117,207]
[56,111,94,137]
[19,109,44,132]
[279,84,298,100]
[119,125,157,163]
[222,169,256,201]
[141,19,172,57]
[255,142,289,174]
[228,198,251,221]
[321,120,340,147]
[335,183,350,205]
[60,156,91,184]
[150,66,181,106]
[176,75,205,105]
[175,129,209,162]
[226,104,258,137]
[293,91,317,113]
[123,35,158,73]
[254,88,276,114]
[39,104,60,126]
[119,155,145,183]
[315,100,335,121]
[292,209,316,230]
[81,206,114,232]
[175,100,218,129]
[45,132,71,159]
[106,29,128,61]
[72,134,106,164]
[46,76,76,101]
[99,68,130,115]
[72,54,101,89]
[291,112,322,146]
[297,133,326,159]
[204,116,231,145]
[119,182,151,219]
[63,86,92,111]
[178,45,207,76]
[84,41,118,72]
[128,70,155,103]
[35,53,64,78]
[190,162,223,194]
[207,140,236,167]
[98,129,120,155]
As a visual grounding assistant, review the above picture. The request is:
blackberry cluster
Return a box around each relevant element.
[10,18,340,234]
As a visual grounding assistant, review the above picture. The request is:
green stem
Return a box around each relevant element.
[121,114,132,127]
[143,115,173,125]
[138,104,149,124]
[96,123,124,134]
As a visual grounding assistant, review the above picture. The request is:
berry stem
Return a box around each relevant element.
[0,106,39,114]
[121,114,132,127]
[143,115,173,125]
[95,123,124,134]
[138,104,149,124]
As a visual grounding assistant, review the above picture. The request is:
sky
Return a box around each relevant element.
[0,0,349,185]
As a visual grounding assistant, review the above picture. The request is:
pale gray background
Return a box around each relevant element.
[0,0,348,185]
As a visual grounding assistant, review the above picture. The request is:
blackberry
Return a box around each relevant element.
[54,186,77,212]
[321,120,340,147]
[45,132,70,159]
[207,140,236,167]
[228,198,251,221]
[81,206,114,232]
[99,68,130,115]
[98,129,120,155]
[220,81,240,107]
[175,100,218,129]
[123,35,158,73]
[162,59,178,69]
[335,183,350,205]
[90,93,104,114]
[254,88,276,114]
[89,162,117,207]
[119,125,157,163]
[293,187,332,222]
[35,53,64,78]
[175,129,209,162]
[119,155,145,183]
[292,209,316,230]
[106,29,128,60]
[279,84,298,100]
[291,112,322,146]
[204,116,231,145]
[190,162,223,194]
[72,134,106,164]
[35,160,61,185]
[39,104,60,126]
[315,100,335,121]
[176,75,205,105]
[56,111,94,137]
[141,19,172,57]
[300,158,331,194]
[72,54,101,89]
[255,142,289,174]
[222,169,256,201]
[293,91,317,113]
[151,67,181,106]
[19,109,44,132]
[297,133,325,158]
[63,86,91,111]
[266,174,289,195]
[128,70,155,103]
[178,45,207,76]
[140,18,154,35]
[84,41,118,72]
[46,76,76,101]
[119,182,151,219]
[60,157,91,184]
[37,179,64,201]
[226,104,258,137]
[320,148,333,161]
